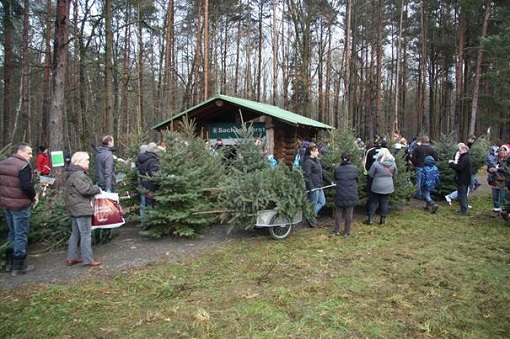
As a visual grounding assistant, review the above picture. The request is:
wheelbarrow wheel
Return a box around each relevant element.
[268,214,292,240]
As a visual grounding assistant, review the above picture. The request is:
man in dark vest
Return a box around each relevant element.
[0,142,38,276]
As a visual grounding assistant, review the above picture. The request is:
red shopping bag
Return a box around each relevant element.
[92,192,125,230]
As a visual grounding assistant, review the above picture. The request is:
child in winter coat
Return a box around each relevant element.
[420,155,440,213]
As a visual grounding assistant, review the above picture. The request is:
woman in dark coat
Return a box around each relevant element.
[448,143,473,216]
[302,143,333,221]
[333,151,359,236]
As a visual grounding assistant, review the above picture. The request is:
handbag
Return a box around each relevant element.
[92,191,126,230]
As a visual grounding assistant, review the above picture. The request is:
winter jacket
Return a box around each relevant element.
[65,164,101,217]
[136,151,159,192]
[0,154,36,210]
[486,146,500,187]
[411,144,437,168]
[94,146,115,191]
[363,146,382,175]
[420,156,440,191]
[302,155,332,190]
[333,161,359,207]
[36,152,51,175]
[368,158,397,194]
[449,152,472,186]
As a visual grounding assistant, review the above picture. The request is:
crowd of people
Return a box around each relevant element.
[2,131,510,277]
[298,133,510,237]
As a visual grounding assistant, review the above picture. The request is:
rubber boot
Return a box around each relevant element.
[11,255,35,277]
[4,248,13,272]
[363,215,374,225]
[380,216,386,225]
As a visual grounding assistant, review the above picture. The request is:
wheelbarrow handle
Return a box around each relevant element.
[307,183,336,193]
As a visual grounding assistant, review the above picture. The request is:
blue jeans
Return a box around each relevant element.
[447,187,471,201]
[308,188,326,215]
[491,188,506,211]
[414,167,424,198]
[424,190,432,203]
[140,194,146,219]
[67,216,94,265]
[470,174,479,190]
[5,207,31,257]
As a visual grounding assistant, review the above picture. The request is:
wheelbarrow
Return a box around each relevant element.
[255,209,303,240]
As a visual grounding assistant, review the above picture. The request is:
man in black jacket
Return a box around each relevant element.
[411,135,438,199]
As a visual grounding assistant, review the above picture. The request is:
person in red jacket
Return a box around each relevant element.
[35,146,51,175]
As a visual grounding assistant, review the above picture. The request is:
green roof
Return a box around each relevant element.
[151,94,334,130]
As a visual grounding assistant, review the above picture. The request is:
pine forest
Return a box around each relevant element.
[1,0,509,154]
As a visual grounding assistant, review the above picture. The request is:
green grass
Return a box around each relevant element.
[1,194,510,338]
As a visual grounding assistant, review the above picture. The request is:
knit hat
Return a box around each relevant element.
[424,155,435,165]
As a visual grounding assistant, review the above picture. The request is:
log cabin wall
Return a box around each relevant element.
[267,118,317,165]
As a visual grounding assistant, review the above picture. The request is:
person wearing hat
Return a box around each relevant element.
[448,143,473,216]
[35,146,51,176]
[420,155,440,213]
[411,135,438,200]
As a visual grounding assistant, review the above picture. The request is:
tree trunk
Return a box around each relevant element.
[271,0,278,106]
[163,0,175,122]
[375,0,383,135]
[203,0,209,100]
[50,0,70,188]
[21,0,30,142]
[104,0,114,133]
[342,0,352,129]
[136,1,144,132]
[2,0,14,145]
[42,0,53,146]
[469,0,492,137]
[454,6,465,136]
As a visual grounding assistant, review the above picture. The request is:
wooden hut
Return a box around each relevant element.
[152,94,334,164]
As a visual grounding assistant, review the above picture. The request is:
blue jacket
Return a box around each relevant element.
[420,156,440,190]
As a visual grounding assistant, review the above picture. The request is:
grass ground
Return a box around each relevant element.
[1,193,509,338]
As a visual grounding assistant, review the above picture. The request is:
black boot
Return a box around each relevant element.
[380,216,386,225]
[425,201,432,212]
[11,255,35,277]
[430,202,439,214]
[4,248,13,272]
[363,215,374,225]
